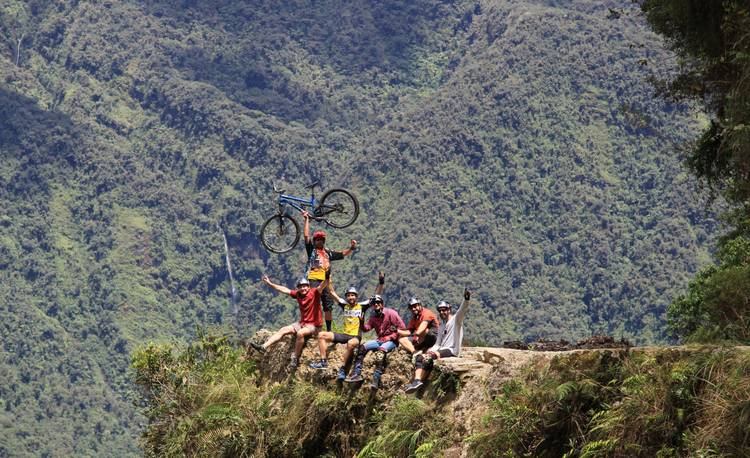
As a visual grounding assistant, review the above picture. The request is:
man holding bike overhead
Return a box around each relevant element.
[302,210,357,332]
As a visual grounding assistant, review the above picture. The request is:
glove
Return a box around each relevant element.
[464,288,471,301]
[379,272,385,285]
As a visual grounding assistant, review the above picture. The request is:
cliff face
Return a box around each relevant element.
[255,337,632,457]
[132,332,749,457]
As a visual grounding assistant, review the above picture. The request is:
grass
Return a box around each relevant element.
[468,348,750,458]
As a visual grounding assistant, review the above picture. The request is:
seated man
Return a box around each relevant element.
[397,297,440,354]
[308,272,385,379]
[345,295,405,390]
[249,272,329,369]
[404,288,471,393]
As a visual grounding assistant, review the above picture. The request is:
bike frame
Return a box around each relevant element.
[278,193,317,216]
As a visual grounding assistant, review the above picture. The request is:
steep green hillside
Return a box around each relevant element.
[0,0,718,454]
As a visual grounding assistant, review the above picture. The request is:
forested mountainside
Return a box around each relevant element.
[0,0,719,455]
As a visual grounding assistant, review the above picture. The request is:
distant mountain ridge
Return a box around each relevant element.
[0,0,717,454]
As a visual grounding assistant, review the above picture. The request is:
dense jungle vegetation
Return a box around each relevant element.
[0,0,739,455]
[132,334,750,457]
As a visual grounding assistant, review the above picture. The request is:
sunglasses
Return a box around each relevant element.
[373,300,384,304]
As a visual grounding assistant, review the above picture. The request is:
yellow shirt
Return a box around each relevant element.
[339,299,367,336]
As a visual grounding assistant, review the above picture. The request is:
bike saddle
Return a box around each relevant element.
[306,180,320,189]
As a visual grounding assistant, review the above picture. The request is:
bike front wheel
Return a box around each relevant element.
[260,214,300,254]
[317,188,360,229]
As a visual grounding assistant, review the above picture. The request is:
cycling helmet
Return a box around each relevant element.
[408,297,421,306]
[437,300,451,310]
[297,278,310,286]
[345,286,359,296]
[372,294,384,304]
[312,230,326,240]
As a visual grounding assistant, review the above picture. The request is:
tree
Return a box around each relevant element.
[643,0,750,342]
[643,0,750,199]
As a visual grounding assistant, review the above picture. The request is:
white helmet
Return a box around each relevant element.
[437,300,451,311]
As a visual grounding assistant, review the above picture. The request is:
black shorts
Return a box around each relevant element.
[414,333,437,352]
[333,333,359,344]
[426,349,455,359]
[310,280,335,312]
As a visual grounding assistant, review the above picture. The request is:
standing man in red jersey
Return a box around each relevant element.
[301,210,357,332]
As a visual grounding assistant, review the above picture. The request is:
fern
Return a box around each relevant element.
[556,381,580,401]
[579,439,617,458]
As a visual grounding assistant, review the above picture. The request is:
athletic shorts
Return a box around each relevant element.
[291,322,321,335]
[426,349,455,359]
[407,333,437,352]
[309,280,335,312]
[333,333,359,344]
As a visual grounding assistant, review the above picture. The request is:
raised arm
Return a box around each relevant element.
[315,269,331,292]
[328,282,343,304]
[454,288,472,324]
[374,271,385,296]
[340,239,358,257]
[262,275,292,295]
[302,211,311,243]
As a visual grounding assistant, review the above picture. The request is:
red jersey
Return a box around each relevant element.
[290,288,323,327]
[407,308,440,343]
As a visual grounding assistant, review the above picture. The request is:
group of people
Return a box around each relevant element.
[250,211,471,392]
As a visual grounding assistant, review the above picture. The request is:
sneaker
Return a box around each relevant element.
[309,359,328,370]
[404,380,424,394]
[336,367,347,381]
[249,342,266,354]
[345,374,364,383]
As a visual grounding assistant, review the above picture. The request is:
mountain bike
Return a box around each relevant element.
[260,180,360,254]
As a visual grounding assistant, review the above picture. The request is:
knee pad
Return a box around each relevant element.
[423,354,435,371]
[415,354,425,369]
[374,350,388,369]
[374,350,386,364]
[353,345,365,362]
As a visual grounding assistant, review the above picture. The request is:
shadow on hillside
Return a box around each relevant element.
[0,87,79,179]
[139,0,459,122]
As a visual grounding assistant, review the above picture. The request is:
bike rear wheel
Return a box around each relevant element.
[260,214,300,254]
[317,188,360,228]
